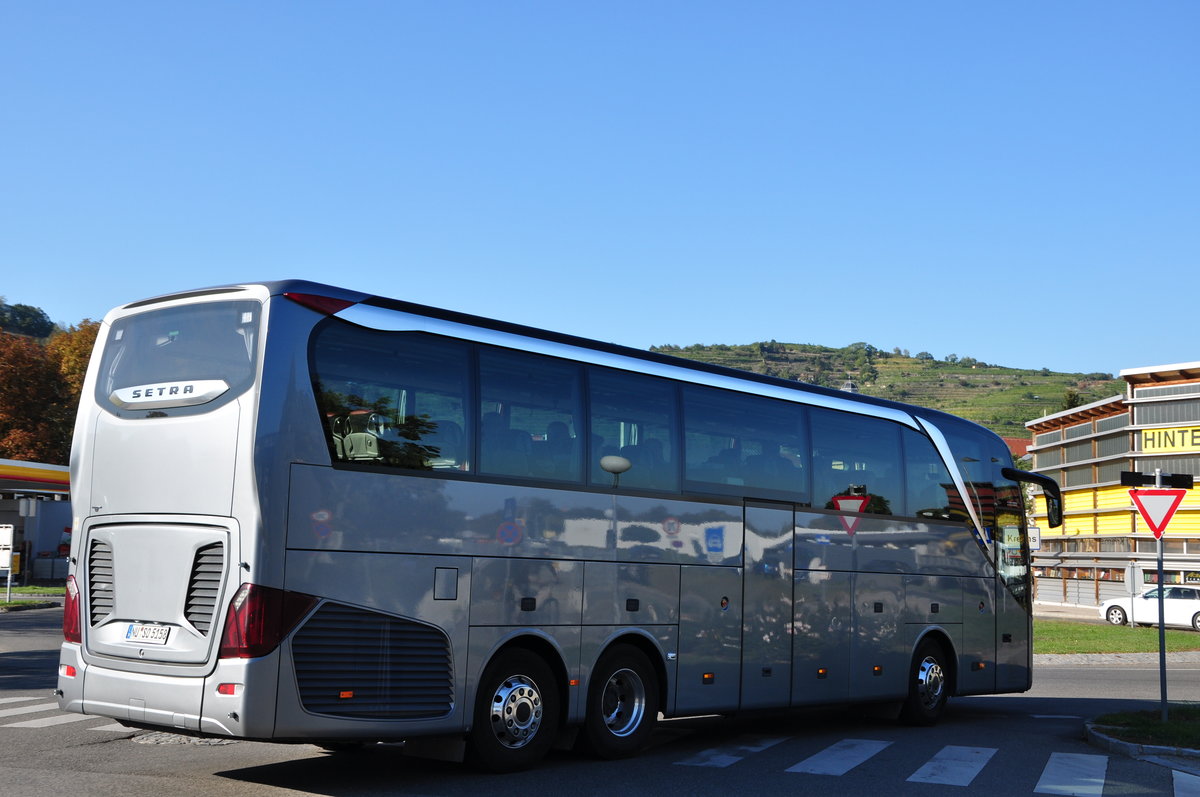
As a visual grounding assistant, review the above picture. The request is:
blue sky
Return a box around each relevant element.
[2,2,1196,376]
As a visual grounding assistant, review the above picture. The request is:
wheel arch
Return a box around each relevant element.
[474,632,571,732]
[912,627,958,696]
[590,631,669,715]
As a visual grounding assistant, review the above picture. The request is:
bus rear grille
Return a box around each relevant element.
[292,603,453,720]
[88,540,114,625]
[184,542,225,635]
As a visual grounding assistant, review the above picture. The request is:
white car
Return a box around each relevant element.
[1100,586,1200,630]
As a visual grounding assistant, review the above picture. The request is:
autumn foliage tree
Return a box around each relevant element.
[0,320,99,465]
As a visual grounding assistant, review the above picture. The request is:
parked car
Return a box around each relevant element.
[1100,585,1200,630]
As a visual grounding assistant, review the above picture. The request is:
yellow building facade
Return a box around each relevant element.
[1027,361,1200,606]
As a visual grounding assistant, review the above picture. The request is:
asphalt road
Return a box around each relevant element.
[4,605,1200,796]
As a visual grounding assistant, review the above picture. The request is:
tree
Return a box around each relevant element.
[47,320,100,397]
[0,302,55,338]
[916,351,934,360]
[0,333,73,462]
[1060,388,1085,411]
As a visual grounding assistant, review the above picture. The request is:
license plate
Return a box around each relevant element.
[125,623,170,645]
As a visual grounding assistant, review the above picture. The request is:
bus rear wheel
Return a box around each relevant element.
[467,649,560,773]
[899,638,949,726]
[581,644,659,759]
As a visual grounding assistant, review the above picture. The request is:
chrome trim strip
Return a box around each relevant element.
[335,303,921,428]
[109,380,230,410]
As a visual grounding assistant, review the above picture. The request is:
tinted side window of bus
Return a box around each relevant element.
[810,408,902,515]
[312,325,472,471]
[479,349,583,482]
[589,369,679,492]
[682,386,810,504]
[902,428,967,522]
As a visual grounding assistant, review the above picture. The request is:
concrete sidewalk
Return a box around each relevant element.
[1034,601,1103,623]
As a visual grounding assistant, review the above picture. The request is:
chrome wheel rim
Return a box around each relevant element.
[914,656,945,711]
[600,667,647,738]
[488,674,544,749]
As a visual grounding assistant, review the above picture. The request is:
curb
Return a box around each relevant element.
[1085,722,1200,776]
[0,601,58,613]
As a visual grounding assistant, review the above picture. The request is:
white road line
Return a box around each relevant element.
[1174,769,1200,797]
[3,712,96,729]
[674,736,788,767]
[0,702,59,719]
[0,696,43,706]
[786,739,892,776]
[1035,752,1108,796]
[907,745,997,786]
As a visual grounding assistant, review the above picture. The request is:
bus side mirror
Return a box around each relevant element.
[1002,467,1064,529]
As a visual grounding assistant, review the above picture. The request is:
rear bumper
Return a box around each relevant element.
[56,643,277,737]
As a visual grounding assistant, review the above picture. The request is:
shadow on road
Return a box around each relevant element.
[0,649,58,691]
[210,695,1164,795]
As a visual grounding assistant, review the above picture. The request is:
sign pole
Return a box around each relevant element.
[1155,469,1168,723]
[1125,469,1191,724]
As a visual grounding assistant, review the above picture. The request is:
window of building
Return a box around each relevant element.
[1065,422,1093,440]
[1136,400,1200,425]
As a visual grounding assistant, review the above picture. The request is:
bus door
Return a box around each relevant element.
[993,474,1032,692]
[741,501,794,709]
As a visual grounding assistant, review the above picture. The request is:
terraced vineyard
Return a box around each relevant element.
[649,341,1122,437]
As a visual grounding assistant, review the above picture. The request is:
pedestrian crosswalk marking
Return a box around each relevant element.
[1174,770,1200,797]
[0,696,43,706]
[4,712,97,729]
[674,735,787,767]
[0,702,60,719]
[786,738,892,776]
[907,745,997,786]
[1034,752,1108,796]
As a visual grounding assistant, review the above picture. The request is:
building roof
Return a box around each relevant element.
[1120,361,1200,386]
[1002,437,1031,457]
[1025,394,1126,432]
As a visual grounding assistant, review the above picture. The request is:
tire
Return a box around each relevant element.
[1192,613,1200,632]
[899,638,949,726]
[1106,606,1128,626]
[581,644,659,759]
[467,649,560,773]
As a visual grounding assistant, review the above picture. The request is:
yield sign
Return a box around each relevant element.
[1129,489,1187,539]
[833,495,870,536]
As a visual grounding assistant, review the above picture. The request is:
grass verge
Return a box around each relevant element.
[1034,618,1200,654]
[1093,705,1200,749]
[0,585,64,610]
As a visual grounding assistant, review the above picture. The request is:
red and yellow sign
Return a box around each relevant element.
[0,458,69,492]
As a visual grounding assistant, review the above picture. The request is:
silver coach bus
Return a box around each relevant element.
[57,280,1062,771]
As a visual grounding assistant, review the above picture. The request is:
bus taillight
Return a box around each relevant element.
[283,292,356,316]
[218,584,317,659]
[63,575,81,644]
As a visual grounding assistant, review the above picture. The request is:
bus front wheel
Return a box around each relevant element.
[467,649,560,773]
[899,638,949,726]
[581,644,659,759]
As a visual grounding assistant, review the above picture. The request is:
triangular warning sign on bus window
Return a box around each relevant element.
[833,495,870,536]
[1129,489,1187,539]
